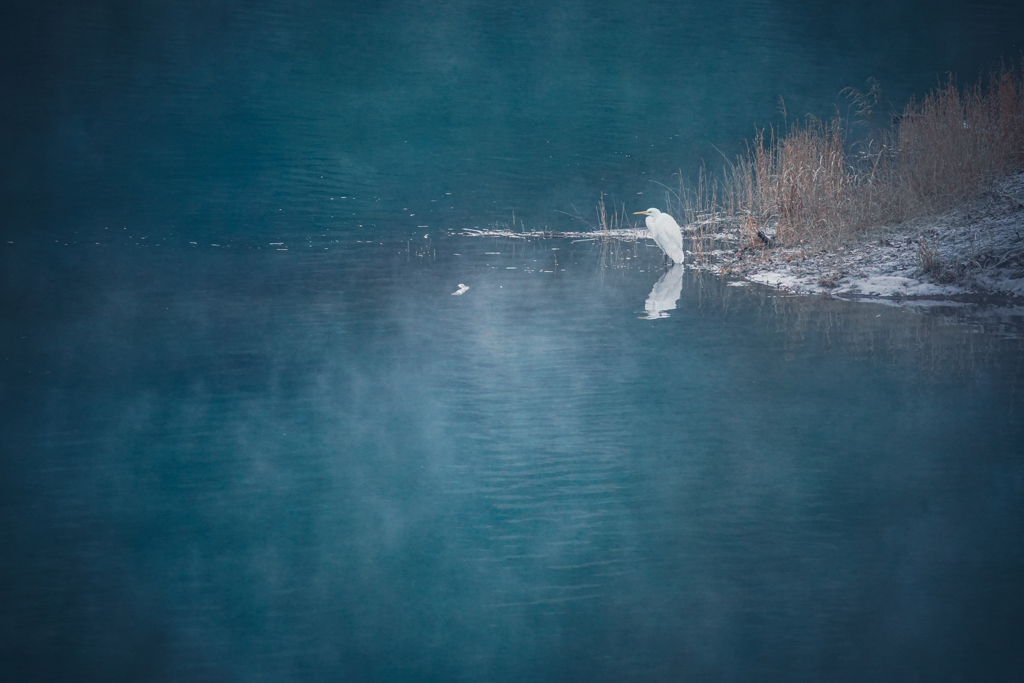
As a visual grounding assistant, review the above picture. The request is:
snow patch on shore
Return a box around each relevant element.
[716,169,1024,304]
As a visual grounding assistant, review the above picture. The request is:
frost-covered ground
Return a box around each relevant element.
[710,169,1024,302]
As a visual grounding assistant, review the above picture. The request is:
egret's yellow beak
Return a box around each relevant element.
[633,211,648,215]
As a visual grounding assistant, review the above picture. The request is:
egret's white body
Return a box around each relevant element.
[634,208,684,265]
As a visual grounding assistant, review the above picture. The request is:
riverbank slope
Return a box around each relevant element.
[712,169,1024,302]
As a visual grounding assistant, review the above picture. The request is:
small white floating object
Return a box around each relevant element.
[452,284,469,296]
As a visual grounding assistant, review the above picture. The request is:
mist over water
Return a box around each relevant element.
[4,236,1024,681]
[3,1,1024,681]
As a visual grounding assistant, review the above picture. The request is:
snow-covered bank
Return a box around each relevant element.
[712,170,1024,302]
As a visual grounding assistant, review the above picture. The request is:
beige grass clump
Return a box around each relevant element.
[896,66,1024,216]
[676,60,1024,249]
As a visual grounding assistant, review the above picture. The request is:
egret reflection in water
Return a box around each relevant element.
[643,263,685,319]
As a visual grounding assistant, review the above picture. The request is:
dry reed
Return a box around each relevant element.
[676,59,1024,249]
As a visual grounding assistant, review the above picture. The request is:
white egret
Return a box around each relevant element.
[634,208,684,265]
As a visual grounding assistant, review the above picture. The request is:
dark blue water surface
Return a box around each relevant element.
[5,0,1024,238]
[3,1,1024,681]
[4,236,1024,681]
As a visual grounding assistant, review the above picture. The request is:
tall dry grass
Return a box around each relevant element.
[896,66,1024,214]
[677,60,1024,248]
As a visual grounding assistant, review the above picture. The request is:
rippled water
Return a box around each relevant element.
[5,0,1024,680]
[4,236,1024,681]
[6,0,1024,238]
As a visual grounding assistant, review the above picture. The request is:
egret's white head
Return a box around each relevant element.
[634,208,661,217]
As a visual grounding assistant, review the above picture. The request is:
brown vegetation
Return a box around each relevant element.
[672,60,1024,249]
